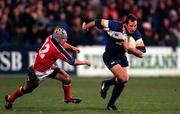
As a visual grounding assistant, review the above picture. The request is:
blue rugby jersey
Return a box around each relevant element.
[95,19,146,56]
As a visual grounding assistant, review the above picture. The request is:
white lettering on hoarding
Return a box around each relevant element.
[129,54,178,69]
[0,51,10,71]
[0,51,22,71]
[28,51,37,66]
[11,51,22,71]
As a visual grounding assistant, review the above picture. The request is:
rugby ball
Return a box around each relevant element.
[126,36,136,49]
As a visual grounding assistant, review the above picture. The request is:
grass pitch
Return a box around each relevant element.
[0,75,180,114]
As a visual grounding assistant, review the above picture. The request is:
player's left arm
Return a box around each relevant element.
[123,41,145,58]
[123,30,146,58]
[56,50,90,66]
[63,43,80,53]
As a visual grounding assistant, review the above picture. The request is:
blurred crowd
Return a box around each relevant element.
[0,0,180,48]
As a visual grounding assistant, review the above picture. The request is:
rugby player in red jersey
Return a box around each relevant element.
[5,26,91,109]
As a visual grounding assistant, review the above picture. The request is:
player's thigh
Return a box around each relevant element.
[57,69,71,82]
[48,68,71,82]
[103,53,129,82]
[23,66,40,93]
[110,64,129,83]
[103,52,128,69]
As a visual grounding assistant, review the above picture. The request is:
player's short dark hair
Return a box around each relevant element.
[124,14,137,24]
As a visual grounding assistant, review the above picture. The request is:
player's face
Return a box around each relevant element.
[60,38,67,45]
[125,20,137,34]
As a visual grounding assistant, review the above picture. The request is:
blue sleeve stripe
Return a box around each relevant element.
[108,21,122,31]
[136,46,146,53]
[95,19,103,29]
[67,58,75,65]
[51,37,75,65]
[95,19,123,31]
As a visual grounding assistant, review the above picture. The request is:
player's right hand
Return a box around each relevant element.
[85,60,91,66]
[82,22,86,30]
[82,22,88,31]
[72,47,80,53]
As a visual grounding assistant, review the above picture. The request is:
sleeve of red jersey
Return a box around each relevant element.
[51,37,75,65]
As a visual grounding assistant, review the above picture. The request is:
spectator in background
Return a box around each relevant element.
[99,6,110,19]
[32,7,49,44]
[169,9,178,27]
[156,0,168,23]
[85,9,96,22]
[73,5,82,18]
[118,0,131,18]
[0,20,9,46]
[107,0,119,20]
[88,28,107,45]
[56,11,69,30]
[150,33,161,46]
[141,22,154,46]
[68,17,86,46]
[160,18,170,38]
[46,1,55,19]
[64,4,74,25]
[0,1,10,46]
[19,4,35,45]
[8,5,23,44]
[164,34,173,47]
[173,20,180,46]
[167,27,178,50]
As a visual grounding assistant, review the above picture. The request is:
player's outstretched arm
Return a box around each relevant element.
[63,43,80,53]
[82,21,95,30]
[123,41,144,58]
[73,59,91,66]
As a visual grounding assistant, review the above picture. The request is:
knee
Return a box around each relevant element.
[21,81,39,94]
[23,88,33,94]
[117,74,129,83]
[21,86,34,94]
[66,76,72,83]
[122,76,129,83]
[65,74,72,83]
[63,76,71,85]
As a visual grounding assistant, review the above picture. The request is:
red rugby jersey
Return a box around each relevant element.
[34,35,75,72]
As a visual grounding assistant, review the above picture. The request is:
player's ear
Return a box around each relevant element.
[123,23,127,28]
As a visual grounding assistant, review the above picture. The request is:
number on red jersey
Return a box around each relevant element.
[39,39,50,59]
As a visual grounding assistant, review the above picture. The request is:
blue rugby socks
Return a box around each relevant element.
[108,83,125,106]
[105,77,118,87]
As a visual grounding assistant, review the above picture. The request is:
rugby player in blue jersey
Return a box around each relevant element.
[82,14,146,111]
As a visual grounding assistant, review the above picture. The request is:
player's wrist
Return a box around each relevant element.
[82,22,88,30]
